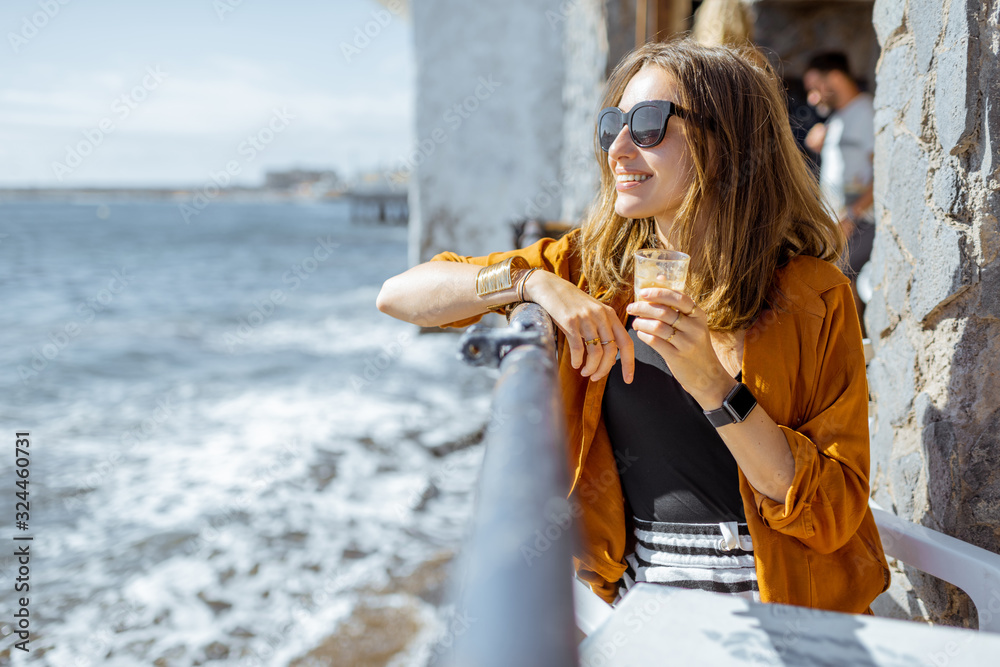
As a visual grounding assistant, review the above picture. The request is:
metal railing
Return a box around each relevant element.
[424,301,1000,665]
[436,302,579,667]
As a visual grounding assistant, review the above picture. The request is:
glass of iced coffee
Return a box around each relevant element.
[634,249,690,300]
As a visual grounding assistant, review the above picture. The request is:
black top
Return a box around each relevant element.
[602,314,746,524]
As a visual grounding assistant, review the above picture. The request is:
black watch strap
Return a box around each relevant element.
[703,382,757,428]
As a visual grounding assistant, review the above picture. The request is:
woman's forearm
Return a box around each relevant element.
[689,375,795,504]
[377,261,514,327]
[716,401,796,504]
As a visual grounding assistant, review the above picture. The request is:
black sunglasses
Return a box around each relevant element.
[597,100,692,152]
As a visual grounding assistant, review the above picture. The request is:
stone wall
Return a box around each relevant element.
[867,0,1000,628]
[409,0,566,263]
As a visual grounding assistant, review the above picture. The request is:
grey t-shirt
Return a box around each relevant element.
[820,92,875,217]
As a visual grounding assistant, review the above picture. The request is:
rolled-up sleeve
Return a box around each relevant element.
[749,285,872,555]
[427,230,579,329]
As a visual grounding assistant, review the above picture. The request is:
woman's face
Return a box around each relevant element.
[606,65,697,233]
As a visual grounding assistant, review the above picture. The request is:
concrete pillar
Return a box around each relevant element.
[868,0,1000,628]
[409,0,565,263]
[559,0,609,224]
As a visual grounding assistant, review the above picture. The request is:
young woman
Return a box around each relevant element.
[377,39,890,613]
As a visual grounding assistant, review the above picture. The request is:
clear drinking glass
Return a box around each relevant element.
[633,249,690,300]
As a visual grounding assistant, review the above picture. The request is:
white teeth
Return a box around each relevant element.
[616,174,650,182]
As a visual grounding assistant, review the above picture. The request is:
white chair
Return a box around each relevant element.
[869,498,1000,633]
[573,576,613,636]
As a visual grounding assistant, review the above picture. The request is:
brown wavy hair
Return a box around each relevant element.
[580,38,844,332]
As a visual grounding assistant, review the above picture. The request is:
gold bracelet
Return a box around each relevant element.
[475,258,509,296]
[477,257,530,315]
[517,267,538,302]
[475,256,529,296]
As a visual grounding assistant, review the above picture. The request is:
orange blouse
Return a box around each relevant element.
[429,228,890,613]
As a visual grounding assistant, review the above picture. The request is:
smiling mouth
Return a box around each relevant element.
[616,174,651,183]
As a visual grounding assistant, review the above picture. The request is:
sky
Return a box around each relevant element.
[0,0,413,187]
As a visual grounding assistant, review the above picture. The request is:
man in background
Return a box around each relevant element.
[804,52,875,334]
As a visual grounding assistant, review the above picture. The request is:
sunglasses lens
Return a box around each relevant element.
[630,105,664,146]
[598,111,622,151]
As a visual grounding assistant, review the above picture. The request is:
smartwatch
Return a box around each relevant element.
[703,382,758,428]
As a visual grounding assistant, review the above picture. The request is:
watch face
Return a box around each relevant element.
[727,384,757,420]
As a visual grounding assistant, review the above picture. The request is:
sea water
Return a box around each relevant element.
[0,200,496,665]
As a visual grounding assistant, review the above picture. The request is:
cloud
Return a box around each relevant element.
[0,3,415,187]
[0,55,412,186]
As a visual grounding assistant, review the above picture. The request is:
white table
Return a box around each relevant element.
[579,584,1000,666]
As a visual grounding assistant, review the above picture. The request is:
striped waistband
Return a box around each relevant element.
[633,516,752,536]
[633,517,754,558]
[615,516,759,604]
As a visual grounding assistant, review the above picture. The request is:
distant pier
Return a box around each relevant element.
[346,190,408,225]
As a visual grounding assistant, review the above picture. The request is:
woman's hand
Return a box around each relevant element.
[523,271,635,384]
[625,287,735,408]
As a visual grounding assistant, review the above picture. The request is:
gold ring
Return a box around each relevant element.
[585,337,601,346]
[600,340,613,345]
[666,327,677,343]
[670,309,681,327]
